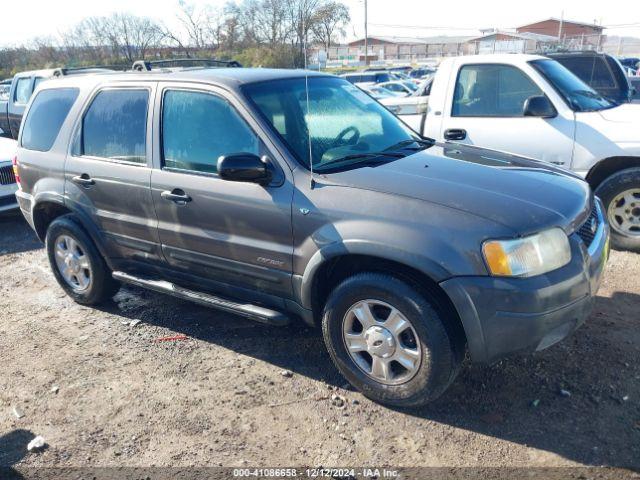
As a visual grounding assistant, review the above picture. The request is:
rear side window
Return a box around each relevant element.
[556,57,616,88]
[21,88,79,152]
[80,89,148,163]
[14,78,32,104]
[161,90,259,174]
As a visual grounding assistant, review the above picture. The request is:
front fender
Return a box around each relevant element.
[297,239,454,310]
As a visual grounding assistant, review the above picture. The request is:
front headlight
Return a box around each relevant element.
[482,227,571,278]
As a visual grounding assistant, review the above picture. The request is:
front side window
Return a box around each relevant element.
[80,89,148,163]
[244,76,421,172]
[14,78,32,104]
[452,64,543,117]
[162,90,259,174]
[22,88,79,152]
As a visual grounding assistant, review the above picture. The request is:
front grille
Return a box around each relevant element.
[576,204,599,247]
[0,165,16,185]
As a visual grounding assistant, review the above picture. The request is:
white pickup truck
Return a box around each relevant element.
[408,54,640,252]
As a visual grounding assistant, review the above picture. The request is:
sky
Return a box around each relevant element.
[2,0,640,47]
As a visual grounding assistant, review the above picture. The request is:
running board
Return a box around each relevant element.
[112,271,291,326]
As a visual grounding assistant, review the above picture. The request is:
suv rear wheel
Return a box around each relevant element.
[596,168,640,253]
[46,214,120,305]
[321,273,462,407]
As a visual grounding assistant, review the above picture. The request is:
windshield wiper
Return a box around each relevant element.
[316,151,406,171]
[384,138,435,151]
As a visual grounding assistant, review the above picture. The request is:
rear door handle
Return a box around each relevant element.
[71,174,95,187]
[161,189,192,205]
[444,128,467,141]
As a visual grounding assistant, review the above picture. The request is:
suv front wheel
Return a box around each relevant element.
[46,214,120,305]
[322,273,462,407]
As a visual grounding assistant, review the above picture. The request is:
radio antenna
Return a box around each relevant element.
[302,9,315,189]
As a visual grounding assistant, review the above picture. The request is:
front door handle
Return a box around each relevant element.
[71,174,95,187]
[444,128,467,141]
[161,189,192,205]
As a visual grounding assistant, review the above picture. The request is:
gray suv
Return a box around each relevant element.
[14,68,609,406]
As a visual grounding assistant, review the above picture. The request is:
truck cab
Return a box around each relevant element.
[1,67,114,139]
[423,54,640,252]
[0,70,52,139]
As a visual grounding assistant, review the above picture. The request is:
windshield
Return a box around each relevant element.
[244,76,425,172]
[530,59,616,112]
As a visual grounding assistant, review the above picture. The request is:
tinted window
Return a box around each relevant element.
[374,73,391,83]
[14,78,32,104]
[162,90,259,174]
[81,89,148,163]
[530,59,615,112]
[556,57,615,88]
[22,88,79,152]
[453,64,543,117]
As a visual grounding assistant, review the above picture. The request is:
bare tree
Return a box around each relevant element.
[311,1,350,50]
[287,0,322,66]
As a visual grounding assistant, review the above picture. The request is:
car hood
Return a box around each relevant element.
[597,103,640,122]
[323,143,591,236]
[0,136,17,163]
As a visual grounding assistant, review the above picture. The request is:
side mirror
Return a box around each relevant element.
[217,153,272,185]
[523,95,557,118]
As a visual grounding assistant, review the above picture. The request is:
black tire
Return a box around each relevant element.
[595,167,640,253]
[321,272,463,407]
[45,214,120,305]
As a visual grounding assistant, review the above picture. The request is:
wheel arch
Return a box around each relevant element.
[585,156,640,191]
[300,244,466,348]
[31,197,111,265]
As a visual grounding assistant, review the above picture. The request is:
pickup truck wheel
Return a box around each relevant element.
[596,168,640,253]
[322,273,461,407]
[46,214,120,305]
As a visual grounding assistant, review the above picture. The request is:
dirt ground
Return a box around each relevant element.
[0,211,638,475]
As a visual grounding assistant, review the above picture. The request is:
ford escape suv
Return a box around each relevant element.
[15,69,609,407]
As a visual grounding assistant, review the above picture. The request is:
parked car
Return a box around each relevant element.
[547,51,634,105]
[631,77,640,103]
[420,54,640,251]
[0,79,10,101]
[340,71,394,85]
[619,57,640,70]
[15,68,608,406]
[0,67,113,140]
[0,136,18,213]
[377,80,418,96]
[409,67,437,80]
[380,77,434,129]
[360,85,402,99]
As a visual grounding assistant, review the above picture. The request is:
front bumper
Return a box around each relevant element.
[440,201,610,364]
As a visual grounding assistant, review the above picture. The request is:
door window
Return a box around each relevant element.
[452,64,543,117]
[14,78,32,104]
[161,90,259,174]
[80,89,148,163]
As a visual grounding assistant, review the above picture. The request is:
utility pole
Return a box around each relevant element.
[558,11,564,42]
[364,0,368,65]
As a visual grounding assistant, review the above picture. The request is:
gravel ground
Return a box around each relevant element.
[0,211,638,475]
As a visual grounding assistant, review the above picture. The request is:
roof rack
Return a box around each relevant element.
[131,58,242,72]
[51,65,128,77]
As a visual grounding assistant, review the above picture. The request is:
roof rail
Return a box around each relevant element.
[131,58,242,72]
[51,65,128,77]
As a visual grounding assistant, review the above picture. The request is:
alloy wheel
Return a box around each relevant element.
[54,234,93,292]
[342,299,422,386]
